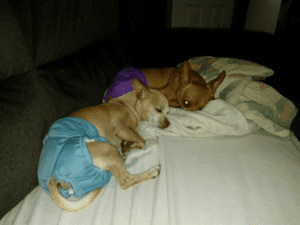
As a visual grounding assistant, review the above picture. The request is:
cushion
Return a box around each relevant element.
[177,56,274,83]
[0,0,119,81]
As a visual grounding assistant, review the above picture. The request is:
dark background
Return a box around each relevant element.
[117,0,299,98]
[118,0,299,53]
[116,0,300,131]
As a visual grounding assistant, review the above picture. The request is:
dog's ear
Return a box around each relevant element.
[181,61,192,85]
[207,71,226,95]
[132,77,146,91]
[133,78,151,99]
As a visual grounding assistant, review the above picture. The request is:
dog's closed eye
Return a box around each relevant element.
[156,108,162,113]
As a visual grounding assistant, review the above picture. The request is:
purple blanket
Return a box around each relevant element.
[103,68,148,102]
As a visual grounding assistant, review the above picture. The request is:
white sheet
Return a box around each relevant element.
[1,100,300,225]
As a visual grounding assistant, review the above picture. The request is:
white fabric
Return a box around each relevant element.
[1,100,300,225]
[138,99,260,139]
[126,99,259,165]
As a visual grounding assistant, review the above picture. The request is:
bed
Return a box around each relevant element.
[2,56,300,224]
[1,0,300,224]
[1,111,300,224]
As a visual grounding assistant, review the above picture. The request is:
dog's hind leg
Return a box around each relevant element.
[87,142,161,190]
[110,162,161,190]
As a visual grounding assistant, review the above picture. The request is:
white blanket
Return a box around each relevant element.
[125,99,259,165]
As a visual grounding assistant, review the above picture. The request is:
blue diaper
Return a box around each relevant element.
[38,117,113,198]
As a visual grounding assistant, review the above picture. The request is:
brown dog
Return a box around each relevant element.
[142,61,226,111]
[46,78,170,212]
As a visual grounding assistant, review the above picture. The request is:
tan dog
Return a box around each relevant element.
[142,61,226,111]
[47,78,170,212]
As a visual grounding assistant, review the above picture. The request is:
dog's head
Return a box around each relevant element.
[177,62,226,111]
[132,78,170,129]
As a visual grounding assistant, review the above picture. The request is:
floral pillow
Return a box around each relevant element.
[177,56,274,83]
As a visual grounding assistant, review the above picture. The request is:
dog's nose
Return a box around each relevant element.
[160,118,170,129]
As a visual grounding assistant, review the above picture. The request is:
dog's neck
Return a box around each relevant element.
[114,92,142,123]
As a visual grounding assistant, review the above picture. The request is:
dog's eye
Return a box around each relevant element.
[183,100,190,107]
[156,108,162,113]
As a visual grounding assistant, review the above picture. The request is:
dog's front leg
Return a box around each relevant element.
[115,126,145,150]
[169,100,180,107]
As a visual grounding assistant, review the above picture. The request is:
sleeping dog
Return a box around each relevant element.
[142,61,226,111]
[38,78,170,212]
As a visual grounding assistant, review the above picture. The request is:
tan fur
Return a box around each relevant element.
[143,61,226,111]
[48,78,170,212]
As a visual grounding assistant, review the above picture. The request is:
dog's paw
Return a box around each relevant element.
[135,141,145,149]
[149,165,161,178]
[121,140,127,148]
[121,140,134,154]
[121,151,128,161]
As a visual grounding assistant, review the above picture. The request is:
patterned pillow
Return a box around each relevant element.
[177,56,274,83]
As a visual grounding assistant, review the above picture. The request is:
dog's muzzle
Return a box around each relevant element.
[160,118,170,129]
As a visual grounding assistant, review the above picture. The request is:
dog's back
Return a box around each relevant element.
[143,67,182,89]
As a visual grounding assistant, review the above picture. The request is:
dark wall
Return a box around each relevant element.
[119,0,168,32]
[275,0,300,53]
[118,0,249,32]
[231,0,249,31]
